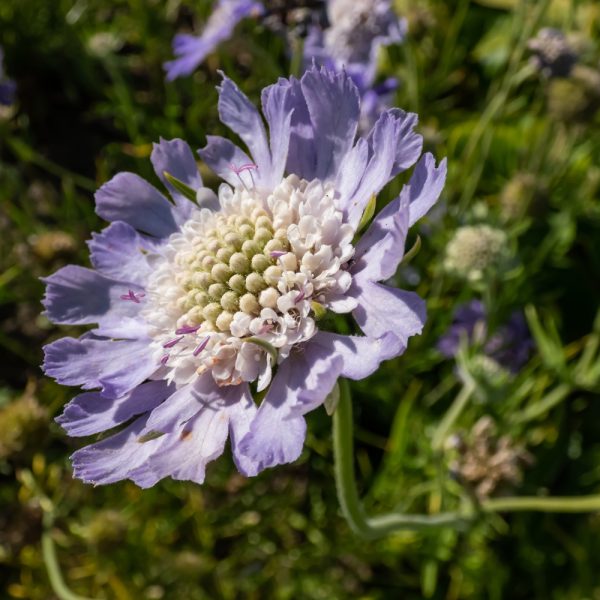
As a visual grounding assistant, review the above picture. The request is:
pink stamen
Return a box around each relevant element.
[175,324,201,335]
[270,251,286,259]
[160,355,169,365]
[193,337,210,356]
[229,162,258,191]
[229,162,258,174]
[295,288,306,304]
[163,336,183,349]
[120,289,145,303]
[258,319,276,335]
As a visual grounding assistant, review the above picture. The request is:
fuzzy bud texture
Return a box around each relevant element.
[444,225,507,282]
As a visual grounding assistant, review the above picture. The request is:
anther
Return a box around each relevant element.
[175,324,200,335]
[163,336,184,349]
[193,337,210,356]
[120,289,145,303]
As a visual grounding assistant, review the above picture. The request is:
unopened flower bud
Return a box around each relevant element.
[208,283,227,299]
[241,239,262,258]
[228,273,246,293]
[220,291,239,312]
[259,288,280,308]
[216,311,234,331]
[216,247,234,263]
[203,302,222,322]
[229,252,250,274]
[211,263,232,283]
[239,293,260,314]
[263,265,282,286]
[251,254,271,273]
[245,272,267,294]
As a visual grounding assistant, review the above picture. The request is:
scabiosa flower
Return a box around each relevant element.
[0,48,16,106]
[42,66,446,486]
[437,300,532,373]
[304,0,406,131]
[527,28,577,79]
[164,0,265,80]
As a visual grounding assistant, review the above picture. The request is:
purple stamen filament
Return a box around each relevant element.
[193,337,210,356]
[120,289,145,303]
[160,355,169,365]
[175,324,201,335]
[270,251,286,259]
[295,288,306,304]
[229,162,258,191]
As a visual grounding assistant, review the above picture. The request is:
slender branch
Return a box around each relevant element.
[333,379,600,540]
[431,382,475,452]
[42,531,95,600]
[483,495,600,513]
[333,379,470,539]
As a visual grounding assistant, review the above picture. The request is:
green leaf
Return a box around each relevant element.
[324,382,340,416]
[357,194,377,233]
[401,235,421,265]
[137,430,166,443]
[243,337,278,363]
[311,301,327,320]
[163,171,198,202]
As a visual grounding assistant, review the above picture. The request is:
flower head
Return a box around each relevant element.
[0,47,16,106]
[43,66,446,486]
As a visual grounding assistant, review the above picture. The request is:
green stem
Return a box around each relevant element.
[431,382,475,452]
[483,495,600,513]
[333,380,600,539]
[42,531,95,600]
[333,379,469,539]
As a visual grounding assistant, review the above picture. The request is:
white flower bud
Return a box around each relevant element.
[211,263,232,283]
[208,283,227,299]
[220,291,239,312]
[245,272,267,293]
[251,254,271,273]
[215,311,234,332]
[239,292,260,314]
[259,287,280,308]
[280,252,298,271]
[202,302,222,322]
[229,252,250,274]
[228,273,246,293]
[263,265,282,286]
[241,239,262,258]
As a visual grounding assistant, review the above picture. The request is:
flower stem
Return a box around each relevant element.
[482,495,600,513]
[431,382,475,452]
[42,530,95,600]
[333,379,469,539]
[333,379,600,539]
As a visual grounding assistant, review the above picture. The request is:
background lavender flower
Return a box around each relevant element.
[527,28,578,78]
[303,0,406,131]
[437,300,533,372]
[164,0,264,80]
[42,66,446,487]
[0,48,16,106]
